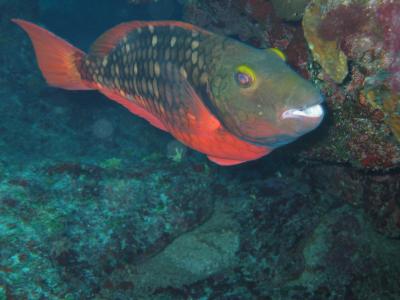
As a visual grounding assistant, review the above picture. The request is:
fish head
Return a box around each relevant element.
[208,40,324,148]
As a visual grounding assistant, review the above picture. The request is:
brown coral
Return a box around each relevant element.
[303,2,348,83]
[318,4,370,42]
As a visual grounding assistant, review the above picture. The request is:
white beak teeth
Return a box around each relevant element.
[282,104,324,119]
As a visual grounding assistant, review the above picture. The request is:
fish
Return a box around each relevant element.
[13,19,324,166]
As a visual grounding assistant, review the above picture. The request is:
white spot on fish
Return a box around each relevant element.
[200,72,208,84]
[191,51,198,65]
[153,78,159,99]
[179,66,187,79]
[154,62,161,77]
[170,36,177,47]
[191,40,199,50]
[152,35,158,47]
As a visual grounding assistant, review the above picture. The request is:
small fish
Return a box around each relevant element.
[13,19,324,166]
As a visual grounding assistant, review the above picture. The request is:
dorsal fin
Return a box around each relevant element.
[90,21,143,56]
[90,21,210,57]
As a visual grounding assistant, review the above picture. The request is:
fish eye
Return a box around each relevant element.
[235,65,256,88]
[236,72,253,87]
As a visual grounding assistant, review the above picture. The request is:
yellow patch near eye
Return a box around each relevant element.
[270,48,286,61]
[236,65,256,81]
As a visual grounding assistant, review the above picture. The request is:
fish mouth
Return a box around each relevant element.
[280,103,325,136]
[232,103,325,148]
[281,104,324,120]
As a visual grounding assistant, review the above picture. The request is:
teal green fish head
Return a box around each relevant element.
[208,40,324,148]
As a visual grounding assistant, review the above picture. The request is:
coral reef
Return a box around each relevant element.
[300,0,400,171]
[376,1,400,94]
[0,158,217,299]
[2,146,400,298]
[303,2,349,83]
[307,164,400,238]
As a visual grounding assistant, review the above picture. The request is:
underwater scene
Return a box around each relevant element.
[1,0,400,299]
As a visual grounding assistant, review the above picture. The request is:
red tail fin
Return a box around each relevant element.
[12,19,93,90]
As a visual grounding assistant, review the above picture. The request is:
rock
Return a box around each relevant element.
[130,212,239,293]
[363,174,400,238]
[299,0,400,171]
[271,0,311,21]
[0,159,217,299]
[302,1,348,83]
[298,206,400,297]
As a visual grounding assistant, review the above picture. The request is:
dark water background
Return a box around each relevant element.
[40,0,182,49]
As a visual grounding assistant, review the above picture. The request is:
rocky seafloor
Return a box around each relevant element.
[1,0,399,299]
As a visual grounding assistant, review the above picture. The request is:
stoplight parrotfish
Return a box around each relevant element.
[13,19,324,166]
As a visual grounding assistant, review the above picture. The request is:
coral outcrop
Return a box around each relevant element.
[300,0,400,171]
[303,2,349,83]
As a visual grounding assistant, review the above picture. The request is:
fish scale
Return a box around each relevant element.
[80,25,210,121]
